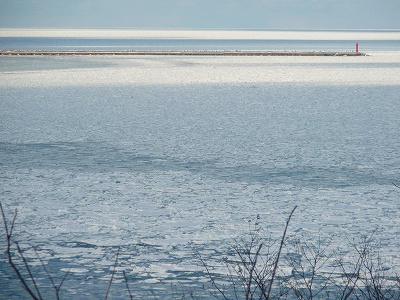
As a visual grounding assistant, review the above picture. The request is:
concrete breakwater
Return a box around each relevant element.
[0,50,366,56]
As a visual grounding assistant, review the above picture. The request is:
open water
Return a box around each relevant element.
[1,30,400,299]
[1,29,400,52]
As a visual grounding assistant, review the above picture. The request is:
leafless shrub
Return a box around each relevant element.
[1,201,133,300]
[1,201,43,300]
[333,237,400,300]
[195,206,297,300]
[285,235,336,300]
[2,198,400,300]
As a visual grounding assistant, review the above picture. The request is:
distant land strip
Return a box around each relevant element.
[0,50,366,56]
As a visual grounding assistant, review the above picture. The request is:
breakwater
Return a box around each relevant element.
[0,50,366,56]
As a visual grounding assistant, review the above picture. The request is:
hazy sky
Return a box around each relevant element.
[1,0,399,30]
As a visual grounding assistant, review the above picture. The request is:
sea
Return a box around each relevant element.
[1,29,400,299]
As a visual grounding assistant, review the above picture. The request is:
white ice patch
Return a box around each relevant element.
[1,52,399,88]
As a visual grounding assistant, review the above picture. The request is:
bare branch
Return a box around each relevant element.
[58,269,70,295]
[193,246,230,300]
[245,243,263,300]
[15,241,42,300]
[266,205,297,299]
[35,248,58,299]
[0,202,41,300]
[123,270,134,300]
[104,246,120,300]
[34,248,68,299]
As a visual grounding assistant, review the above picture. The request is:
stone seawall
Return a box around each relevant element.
[0,50,366,56]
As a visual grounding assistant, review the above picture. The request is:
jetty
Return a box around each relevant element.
[0,50,366,56]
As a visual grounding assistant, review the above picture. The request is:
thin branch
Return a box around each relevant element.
[1,202,41,300]
[246,243,263,300]
[9,209,17,238]
[123,270,134,300]
[104,246,120,300]
[58,269,70,295]
[15,241,42,300]
[0,202,9,233]
[35,249,58,299]
[266,205,297,300]
[34,248,68,299]
[193,246,230,300]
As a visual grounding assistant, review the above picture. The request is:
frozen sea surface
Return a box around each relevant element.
[1,52,400,299]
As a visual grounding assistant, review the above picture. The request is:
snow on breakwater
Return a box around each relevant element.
[0,50,366,56]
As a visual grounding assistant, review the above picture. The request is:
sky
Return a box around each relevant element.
[0,0,399,30]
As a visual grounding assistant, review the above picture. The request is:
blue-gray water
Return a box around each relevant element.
[1,29,400,52]
[1,33,400,299]
[3,37,400,51]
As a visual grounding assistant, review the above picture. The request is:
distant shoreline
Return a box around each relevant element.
[0,50,366,56]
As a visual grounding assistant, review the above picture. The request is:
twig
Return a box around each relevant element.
[15,241,42,300]
[123,270,134,300]
[193,246,230,300]
[35,249,57,299]
[1,202,41,300]
[34,248,69,299]
[265,205,297,299]
[246,243,263,300]
[104,246,120,300]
